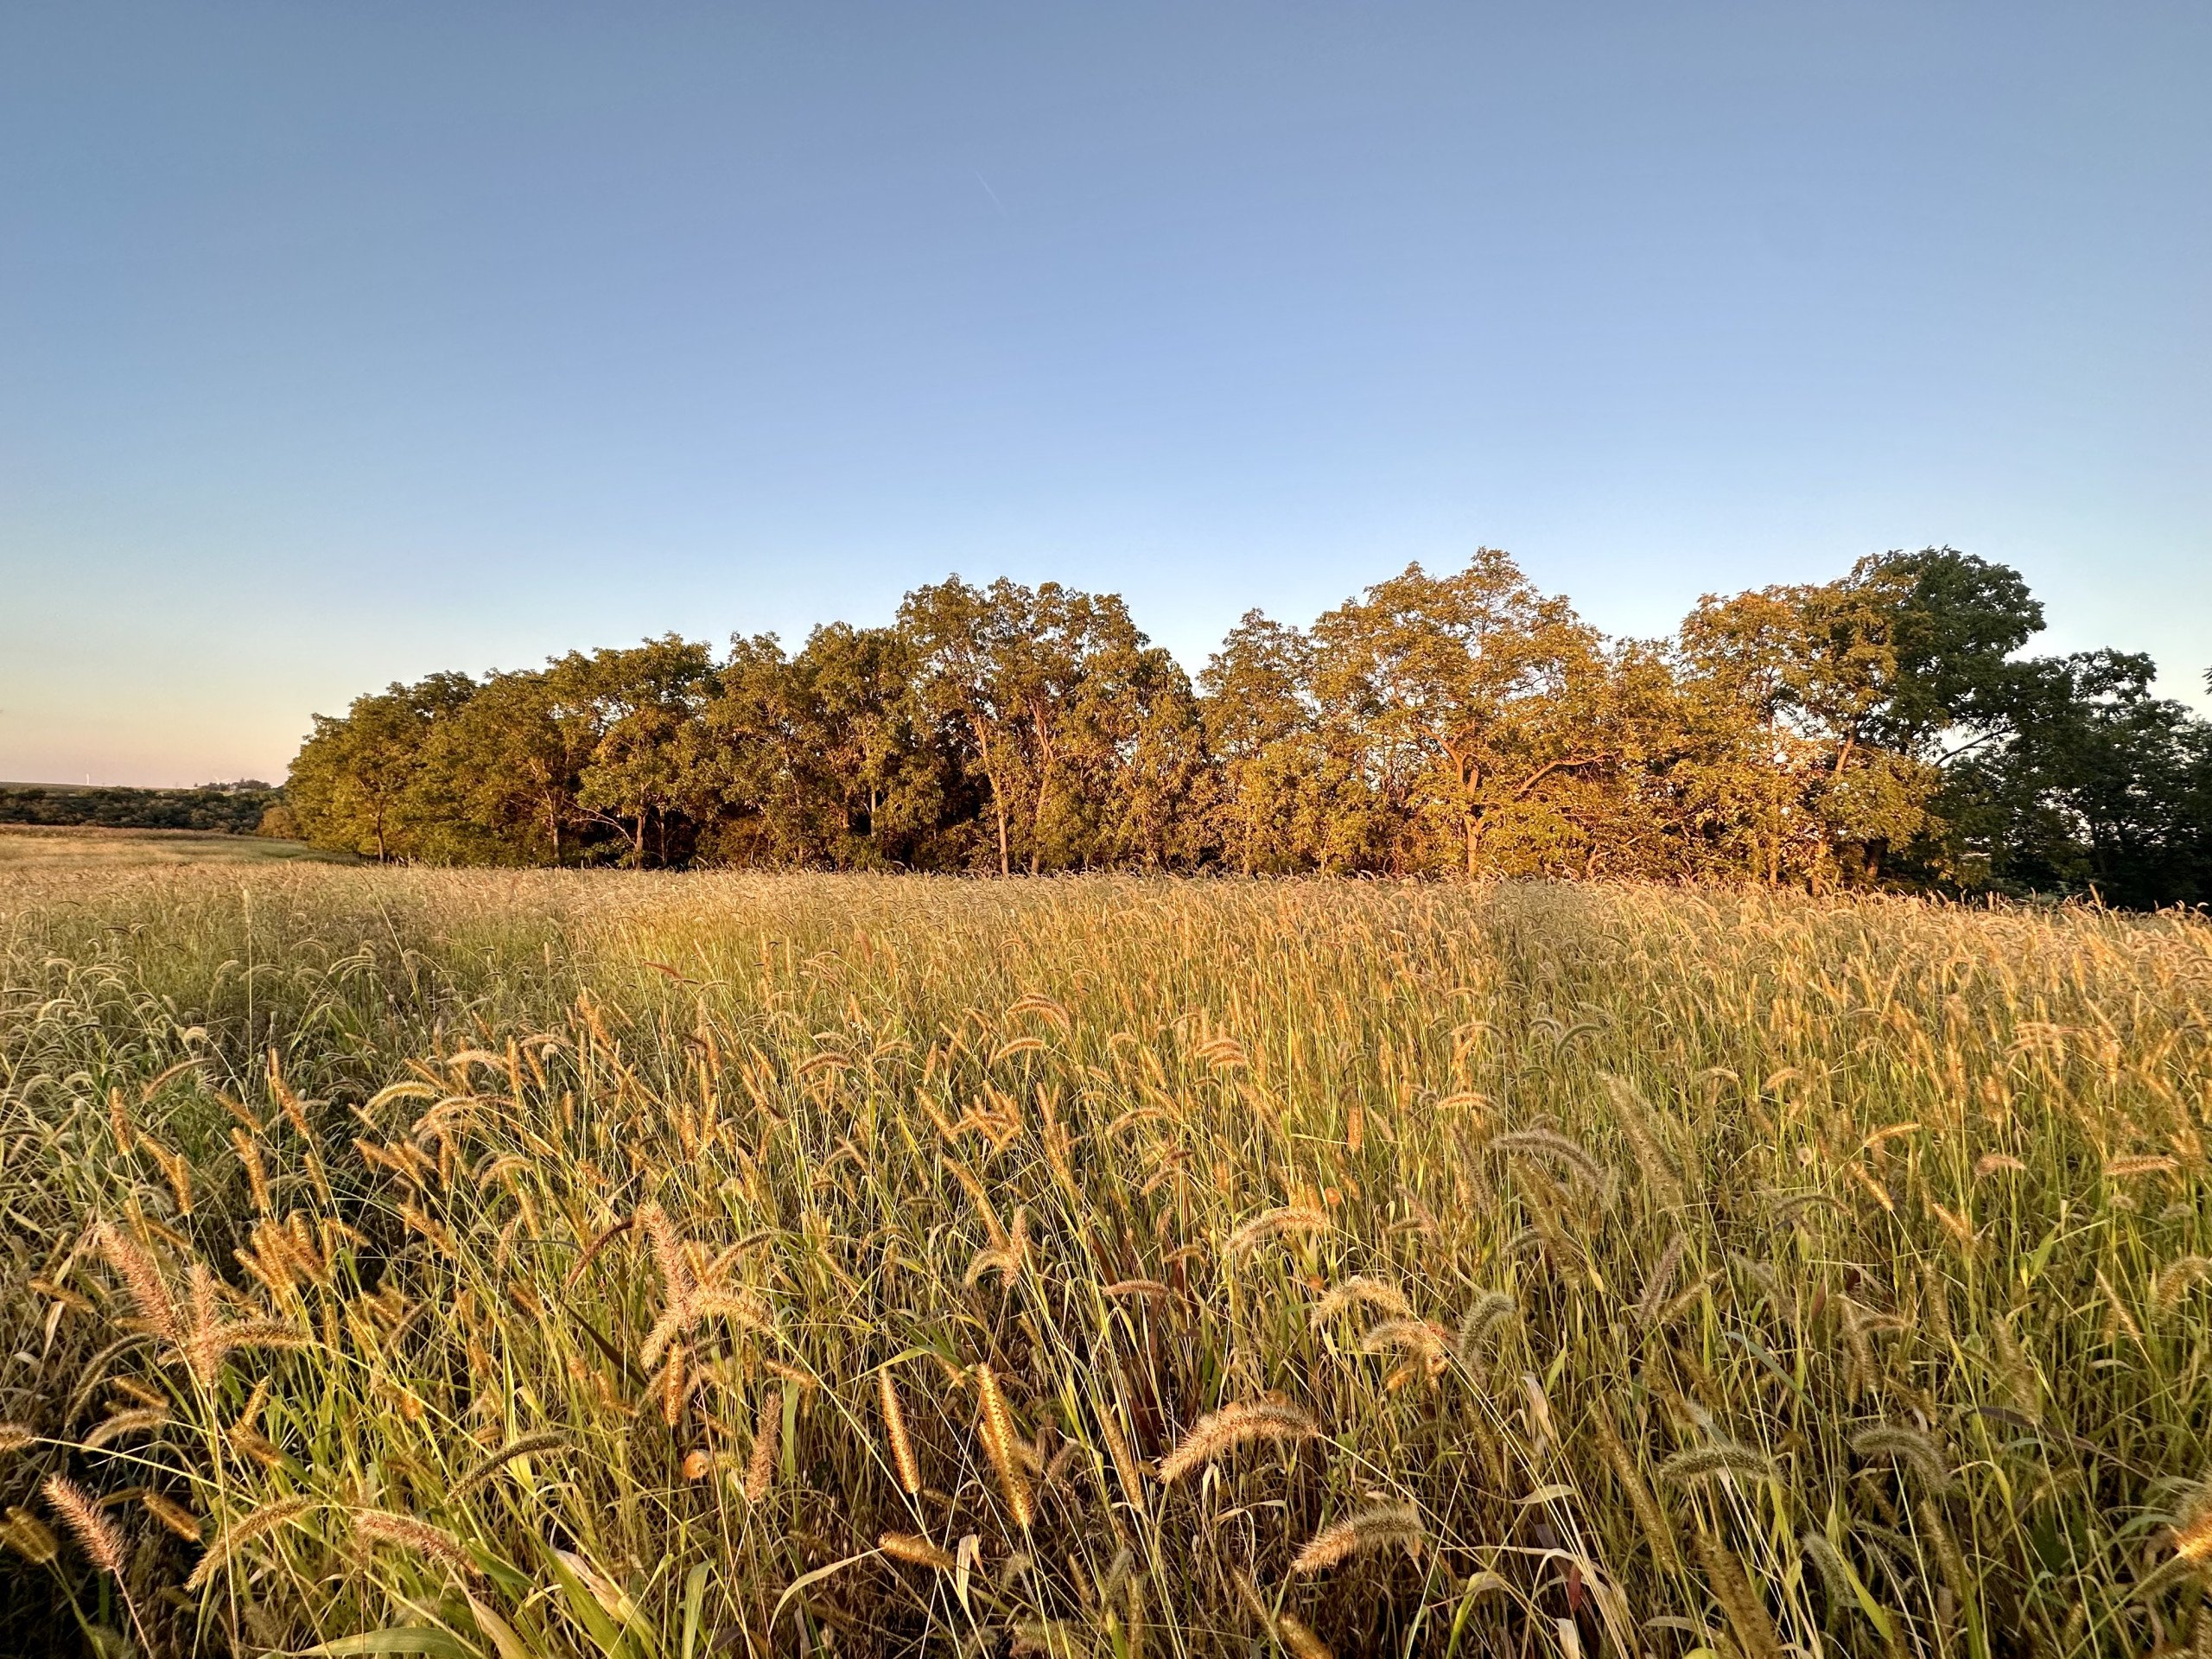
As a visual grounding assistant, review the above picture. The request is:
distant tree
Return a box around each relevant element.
[1856,548,2045,753]
[1676,574,1941,888]
[0,783,283,836]
[899,576,1196,873]
[793,623,954,865]
[689,633,821,865]
[253,802,304,840]
[1200,612,1318,874]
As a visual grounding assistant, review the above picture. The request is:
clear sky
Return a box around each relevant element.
[3,3,2206,785]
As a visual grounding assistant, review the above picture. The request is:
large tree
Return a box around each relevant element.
[286,673,476,861]
[546,637,715,868]
[1308,550,1612,877]
[1939,650,2211,906]
[423,671,598,864]
[899,576,1198,873]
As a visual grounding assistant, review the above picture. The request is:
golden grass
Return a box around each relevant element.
[1,861,2209,1655]
[0,823,346,868]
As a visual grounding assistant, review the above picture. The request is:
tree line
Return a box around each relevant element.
[0,780,284,836]
[286,548,2212,904]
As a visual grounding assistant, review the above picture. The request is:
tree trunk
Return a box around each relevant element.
[1029,719,1055,876]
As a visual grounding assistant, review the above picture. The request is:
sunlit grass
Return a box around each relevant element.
[0,825,348,868]
[2,863,2209,1656]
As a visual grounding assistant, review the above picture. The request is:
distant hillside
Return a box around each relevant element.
[0,780,289,836]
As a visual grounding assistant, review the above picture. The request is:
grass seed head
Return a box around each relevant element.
[1851,1424,1951,1490]
[1157,1401,1322,1484]
[1290,1503,1422,1574]
[142,1491,202,1541]
[353,1509,478,1576]
[188,1495,316,1591]
[1310,1276,1413,1326]
[43,1476,124,1575]
[880,1370,922,1495]
[1659,1440,1779,1488]
[97,1222,178,1347]
[745,1387,783,1505]
[879,1531,957,1571]
[974,1363,1033,1527]
[1224,1205,1327,1258]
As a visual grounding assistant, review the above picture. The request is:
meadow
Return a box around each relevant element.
[2,855,2209,1658]
[0,826,346,869]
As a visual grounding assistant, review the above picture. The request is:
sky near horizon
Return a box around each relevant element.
[2,4,2207,786]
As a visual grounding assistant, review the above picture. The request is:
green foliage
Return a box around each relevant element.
[0,782,282,836]
[278,550,2212,903]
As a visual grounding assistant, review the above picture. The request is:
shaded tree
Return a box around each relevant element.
[546,637,715,867]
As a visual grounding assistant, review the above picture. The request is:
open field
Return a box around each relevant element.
[0,824,347,868]
[2,863,2209,1657]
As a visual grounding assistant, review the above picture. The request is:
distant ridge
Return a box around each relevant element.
[0,781,288,837]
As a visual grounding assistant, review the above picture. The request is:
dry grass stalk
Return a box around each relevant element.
[1290,1503,1422,1574]
[975,1363,1034,1527]
[5,862,2209,1650]
[188,1495,316,1591]
[879,1530,957,1570]
[745,1387,782,1504]
[880,1370,922,1495]
[1157,1401,1321,1484]
[43,1475,124,1574]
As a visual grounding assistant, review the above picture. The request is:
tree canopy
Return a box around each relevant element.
[283,549,2212,905]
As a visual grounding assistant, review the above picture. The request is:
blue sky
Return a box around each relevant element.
[3,3,2207,785]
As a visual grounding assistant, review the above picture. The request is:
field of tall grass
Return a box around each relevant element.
[0,825,346,868]
[2,862,2209,1657]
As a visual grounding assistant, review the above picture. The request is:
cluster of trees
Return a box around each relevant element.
[0,780,286,836]
[286,549,2212,904]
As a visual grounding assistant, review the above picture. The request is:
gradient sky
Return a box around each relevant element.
[3,3,2207,785]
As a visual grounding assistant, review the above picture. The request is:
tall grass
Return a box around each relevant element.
[3,865,2209,1656]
